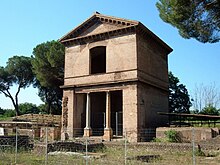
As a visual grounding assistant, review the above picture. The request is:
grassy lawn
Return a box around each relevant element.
[1,145,220,165]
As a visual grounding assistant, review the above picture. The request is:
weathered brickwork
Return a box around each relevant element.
[156,127,219,142]
[60,13,172,142]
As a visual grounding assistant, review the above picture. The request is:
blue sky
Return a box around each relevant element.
[0,0,219,109]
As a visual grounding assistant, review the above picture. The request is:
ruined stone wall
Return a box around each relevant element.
[156,127,220,142]
[41,127,61,142]
[62,90,75,139]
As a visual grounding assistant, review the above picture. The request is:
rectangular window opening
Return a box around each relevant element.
[90,46,106,74]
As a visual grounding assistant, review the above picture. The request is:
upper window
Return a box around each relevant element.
[90,46,106,74]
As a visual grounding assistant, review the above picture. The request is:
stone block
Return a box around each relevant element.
[84,128,92,137]
[103,128,113,141]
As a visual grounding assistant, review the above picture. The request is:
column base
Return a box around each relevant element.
[103,128,113,141]
[61,132,69,141]
[61,127,69,141]
[83,128,92,137]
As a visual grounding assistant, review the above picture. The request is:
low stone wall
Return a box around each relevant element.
[47,141,104,153]
[4,127,41,139]
[0,135,29,148]
[40,127,61,142]
[13,114,61,126]
[104,141,220,151]
[34,141,104,153]
[156,127,219,142]
[2,127,61,142]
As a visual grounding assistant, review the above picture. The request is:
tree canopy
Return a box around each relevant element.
[0,107,5,115]
[32,40,65,114]
[168,72,192,113]
[156,0,220,43]
[0,56,34,116]
[18,102,39,115]
[199,104,219,115]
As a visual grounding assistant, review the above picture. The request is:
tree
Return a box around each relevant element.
[3,109,16,117]
[37,104,48,114]
[169,72,192,113]
[32,40,65,114]
[156,0,220,43]
[192,83,220,112]
[0,107,5,115]
[199,104,219,115]
[37,83,62,114]
[18,102,39,115]
[0,56,34,116]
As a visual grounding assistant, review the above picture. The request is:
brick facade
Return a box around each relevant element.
[60,13,172,142]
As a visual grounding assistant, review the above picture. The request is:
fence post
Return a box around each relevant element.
[192,127,196,165]
[116,112,118,136]
[124,129,127,165]
[45,127,48,165]
[103,112,106,128]
[85,137,88,165]
[15,126,18,164]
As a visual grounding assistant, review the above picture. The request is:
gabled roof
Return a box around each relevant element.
[59,12,172,53]
[59,12,139,42]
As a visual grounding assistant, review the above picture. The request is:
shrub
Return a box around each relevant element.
[195,144,205,156]
[151,138,163,142]
[164,130,180,143]
[4,109,16,117]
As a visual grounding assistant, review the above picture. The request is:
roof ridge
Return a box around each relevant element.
[94,12,139,25]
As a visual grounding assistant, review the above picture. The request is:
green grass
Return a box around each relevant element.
[0,116,11,121]
[1,145,220,165]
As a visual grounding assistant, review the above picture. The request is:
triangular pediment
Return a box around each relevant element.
[78,22,128,37]
[59,12,172,54]
[59,12,139,42]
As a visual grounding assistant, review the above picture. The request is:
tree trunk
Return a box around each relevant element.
[15,87,21,116]
[15,103,20,116]
[5,91,20,116]
[46,102,52,114]
[9,96,19,116]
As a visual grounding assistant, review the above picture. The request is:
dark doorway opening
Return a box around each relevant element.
[90,46,106,74]
[111,90,123,136]
[80,94,86,131]
[90,92,106,136]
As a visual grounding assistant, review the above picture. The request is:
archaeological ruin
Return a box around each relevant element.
[59,12,173,142]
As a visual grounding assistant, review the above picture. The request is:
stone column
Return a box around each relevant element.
[84,93,92,137]
[103,91,113,141]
